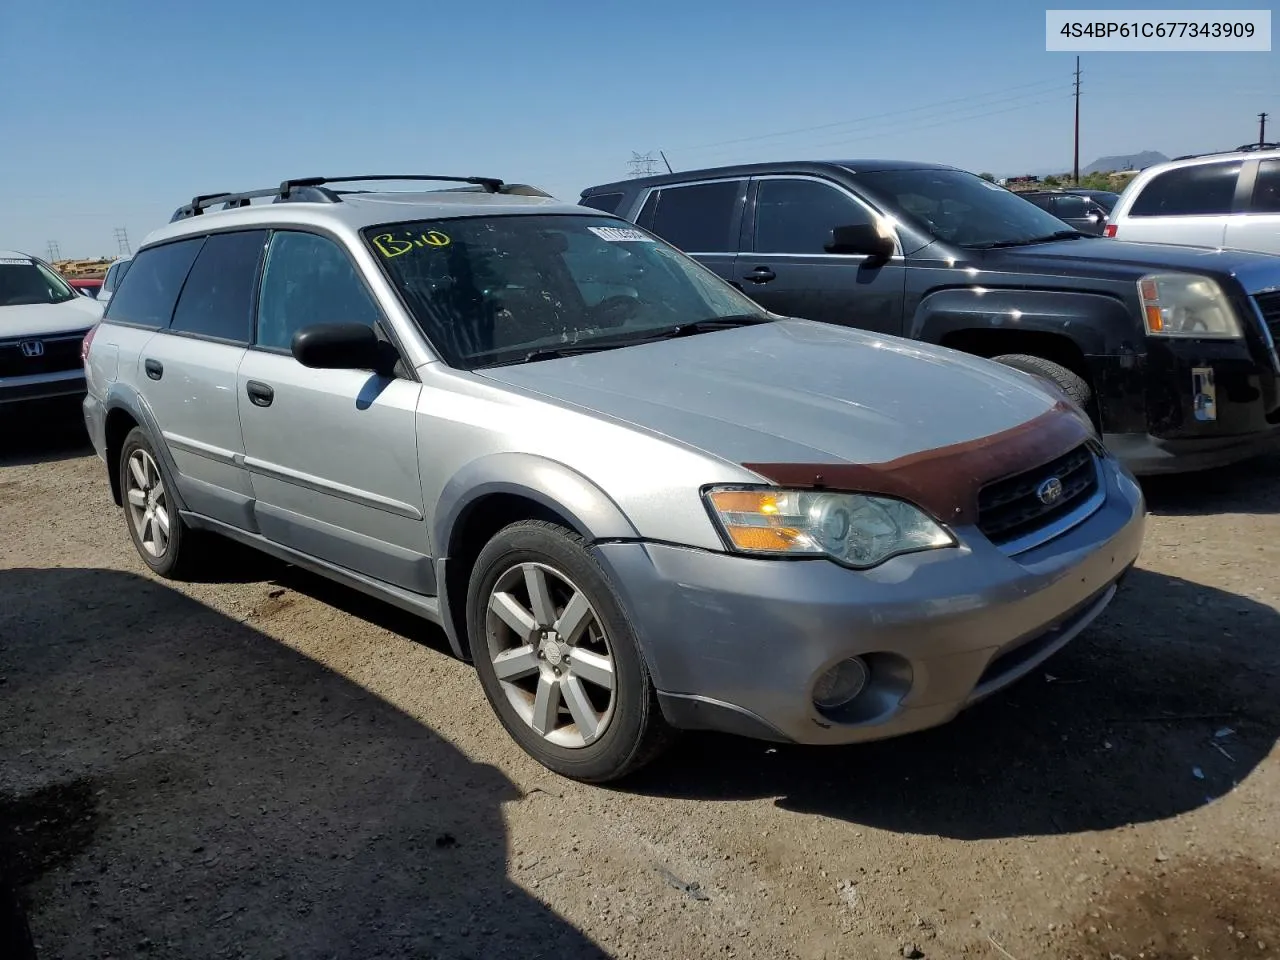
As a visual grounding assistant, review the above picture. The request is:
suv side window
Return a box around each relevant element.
[169,231,267,343]
[1051,195,1088,219]
[754,178,873,254]
[101,262,119,294]
[256,231,382,352]
[646,180,743,253]
[104,239,203,328]
[1129,162,1242,217]
[581,192,625,215]
[1250,159,1280,213]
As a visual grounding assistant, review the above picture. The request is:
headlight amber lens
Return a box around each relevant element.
[705,488,955,568]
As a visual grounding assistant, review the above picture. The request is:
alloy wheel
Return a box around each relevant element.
[125,449,171,559]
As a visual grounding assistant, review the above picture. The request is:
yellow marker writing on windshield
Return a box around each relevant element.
[373,231,451,258]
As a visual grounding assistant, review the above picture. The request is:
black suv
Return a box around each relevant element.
[1018,190,1112,235]
[581,161,1280,475]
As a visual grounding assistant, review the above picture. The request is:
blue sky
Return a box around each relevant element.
[1,0,1274,257]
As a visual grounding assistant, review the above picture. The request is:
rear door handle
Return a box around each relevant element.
[245,380,274,407]
[143,359,163,380]
[744,266,776,284]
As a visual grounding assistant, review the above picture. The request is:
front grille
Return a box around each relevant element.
[1255,290,1280,345]
[0,334,85,378]
[977,443,1099,547]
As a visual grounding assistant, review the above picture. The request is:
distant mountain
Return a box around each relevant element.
[1083,151,1168,174]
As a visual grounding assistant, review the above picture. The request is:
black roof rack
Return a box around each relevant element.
[1171,142,1280,162]
[170,174,510,222]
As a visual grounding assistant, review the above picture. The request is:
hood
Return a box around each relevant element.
[991,237,1280,289]
[475,319,1061,468]
[0,297,102,339]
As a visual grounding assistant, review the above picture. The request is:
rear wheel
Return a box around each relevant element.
[119,427,199,579]
[993,353,1095,419]
[467,520,672,782]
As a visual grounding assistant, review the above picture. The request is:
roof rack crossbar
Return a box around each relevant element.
[171,174,514,222]
[1171,142,1280,162]
[279,174,505,198]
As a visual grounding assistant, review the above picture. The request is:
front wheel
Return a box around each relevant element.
[467,520,673,782]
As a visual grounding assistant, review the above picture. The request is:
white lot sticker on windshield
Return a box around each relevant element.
[588,226,654,242]
[0,258,32,265]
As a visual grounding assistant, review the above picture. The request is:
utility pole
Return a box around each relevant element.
[113,227,131,255]
[46,241,61,262]
[1260,112,1269,147]
[1073,56,1082,185]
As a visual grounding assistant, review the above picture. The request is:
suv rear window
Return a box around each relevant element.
[170,231,267,343]
[105,239,203,328]
[1129,162,1241,217]
[645,181,743,253]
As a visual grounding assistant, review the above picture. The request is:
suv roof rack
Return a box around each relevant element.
[1171,142,1280,162]
[169,174,511,222]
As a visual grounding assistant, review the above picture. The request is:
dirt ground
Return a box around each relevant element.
[2,410,1279,960]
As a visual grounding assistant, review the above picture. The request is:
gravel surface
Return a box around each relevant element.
[2,412,1279,960]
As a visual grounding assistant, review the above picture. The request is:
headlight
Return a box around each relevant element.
[1137,273,1242,339]
[703,487,956,569]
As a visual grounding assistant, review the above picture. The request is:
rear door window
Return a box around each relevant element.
[1129,162,1242,217]
[104,239,203,328]
[647,180,744,252]
[752,178,874,254]
[1051,195,1088,219]
[169,230,268,343]
[580,192,625,215]
[1249,159,1280,213]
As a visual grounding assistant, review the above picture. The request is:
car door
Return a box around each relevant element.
[632,178,746,285]
[1222,158,1280,256]
[236,229,431,594]
[1121,160,1241,247]
[129,232,262,529]
[732,175,906,336]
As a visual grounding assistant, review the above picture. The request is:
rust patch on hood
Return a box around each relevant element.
[742,401,1092,525]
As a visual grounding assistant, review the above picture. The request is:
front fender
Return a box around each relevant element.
[910,287,1143,357]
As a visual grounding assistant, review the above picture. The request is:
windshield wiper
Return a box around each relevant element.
[968,230,1087,250]
[478,316,772,367]
[663,315,773,336]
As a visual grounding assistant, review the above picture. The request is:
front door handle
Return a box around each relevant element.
[143,359,163,380]
[744,266,776,284]
[245,380,274,407]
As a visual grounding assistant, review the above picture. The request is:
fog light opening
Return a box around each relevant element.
[812,656,869,711]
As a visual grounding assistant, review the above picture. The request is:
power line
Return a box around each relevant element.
[114,227,131,255]
[46,241,61,261]
[627,152,663,178]
[673,77,1068,155]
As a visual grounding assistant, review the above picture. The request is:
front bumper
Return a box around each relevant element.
[1092,337,1280,475]
[593,458,1145,745]
[0,369,86,405]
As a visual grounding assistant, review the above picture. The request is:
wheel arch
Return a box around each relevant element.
[102,386,188,512]
[433,454,640,661]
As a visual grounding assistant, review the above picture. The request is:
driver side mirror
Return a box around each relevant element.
[825,224,895,265]
[291,323,398,378]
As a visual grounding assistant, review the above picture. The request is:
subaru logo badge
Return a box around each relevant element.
[20,340,44,358]
[1036,476,1064,505]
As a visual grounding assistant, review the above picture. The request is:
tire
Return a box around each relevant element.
[118,427,200,579]
[992,354,1095,416]
[467,520,673,782]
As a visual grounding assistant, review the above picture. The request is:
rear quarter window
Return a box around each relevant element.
[104,239,204,328]
[1129,162,1242,217]
[580,192,625,215]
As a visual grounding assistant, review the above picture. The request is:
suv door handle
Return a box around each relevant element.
[143,359,163,380]
[744,266,776,284]
[245,380,275,407]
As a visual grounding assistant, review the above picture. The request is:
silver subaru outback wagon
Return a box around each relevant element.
[83,174,1146,782]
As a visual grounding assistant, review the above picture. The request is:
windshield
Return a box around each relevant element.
[364,214,771,368]
[854,169,1077,248]
[0,257,78,306]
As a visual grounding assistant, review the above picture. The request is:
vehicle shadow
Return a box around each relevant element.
[625,568,1280,840]
[1140,451,1280,516]
[0,567,608,960]
[0,401,92,468]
